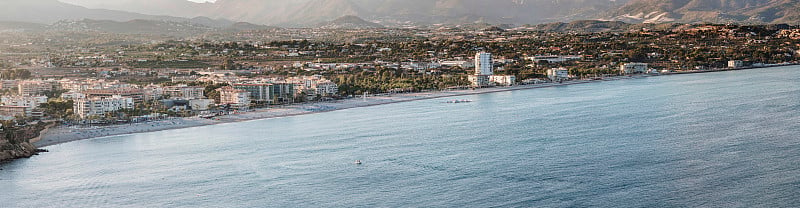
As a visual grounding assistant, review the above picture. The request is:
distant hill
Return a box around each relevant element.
[188,17,236,29]
[0,0,184,24]
[316,16,384,29]
[49,19,216,36]
[0,0,244,29]
[0,18,276,37]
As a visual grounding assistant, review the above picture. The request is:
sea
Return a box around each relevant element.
[2,66,800,207]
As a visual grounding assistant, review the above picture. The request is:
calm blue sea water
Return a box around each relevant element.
[2,66,800,207]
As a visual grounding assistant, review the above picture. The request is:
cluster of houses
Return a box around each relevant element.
[0,75,339,120]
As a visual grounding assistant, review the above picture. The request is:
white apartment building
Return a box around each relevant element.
[217,86,250,111]
[142,84,164,101]
[314,81,339,96]
[1,96,48,109]
[490,75,516,86]
[547,68,570,81]
[59,79,130,92]
[73,95,134,118]
[470,52,494,87]
[189,99,214,111]
[620,63,649,74]
[289,75,339,97]
[468,75,491,87]
[164,85,205,99]
[61,91,86,100]
[18,80,60,96]
[475,52,493,76]
[728,60,744,68]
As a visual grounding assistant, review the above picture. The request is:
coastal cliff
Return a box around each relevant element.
[1,122,51,162]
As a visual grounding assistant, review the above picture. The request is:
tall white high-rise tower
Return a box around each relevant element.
[475,52,493,76]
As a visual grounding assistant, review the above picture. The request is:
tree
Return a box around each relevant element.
[39,99,73,119]
[42,90,69,99]
[204,83,229,103]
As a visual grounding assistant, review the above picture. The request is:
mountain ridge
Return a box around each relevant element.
[8,0,800,28]
[316,15,385,29]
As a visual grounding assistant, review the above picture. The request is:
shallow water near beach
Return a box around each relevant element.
[2,66,800,207]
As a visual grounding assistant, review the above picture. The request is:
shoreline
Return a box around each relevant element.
[35,63,797,148]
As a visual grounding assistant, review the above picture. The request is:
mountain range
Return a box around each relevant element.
[608,0,800,24]
[3,0,800,28]
[53,0,631,26]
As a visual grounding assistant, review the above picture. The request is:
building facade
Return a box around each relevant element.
[728,60,744,68]
[189,99,214,111]
[475,52,493,76]
[468,75,491,87]
[61,91,86,100]
[73,96,134,118]
[18,80,60,96]
[470,52,494,87]
[620,63,648,74]
[289,75,338,98]
[233,83,272,102]
[1,96,48,109]
[217,86,250,110]
[83,89,145,104]
[490,75,516,86]
[270,83,295,104]
[547,68,570,81]
[314,81,339,96]
[0,106,29,118]
[164,85,205,99]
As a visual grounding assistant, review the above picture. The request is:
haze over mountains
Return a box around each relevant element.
[2,0,800,29]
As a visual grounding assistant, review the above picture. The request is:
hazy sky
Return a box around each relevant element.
[187,0,216,2]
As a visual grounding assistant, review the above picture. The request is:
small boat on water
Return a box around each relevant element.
[354,160,362,165]
[445,99,473,104]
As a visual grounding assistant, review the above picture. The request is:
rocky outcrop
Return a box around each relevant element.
[0,141,37,161]
[0,122,51,162]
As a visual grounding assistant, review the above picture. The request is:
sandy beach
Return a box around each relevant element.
[30,75,656,147]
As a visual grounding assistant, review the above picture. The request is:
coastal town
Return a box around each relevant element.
[7,0,800,206]
[2,22,800,161]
